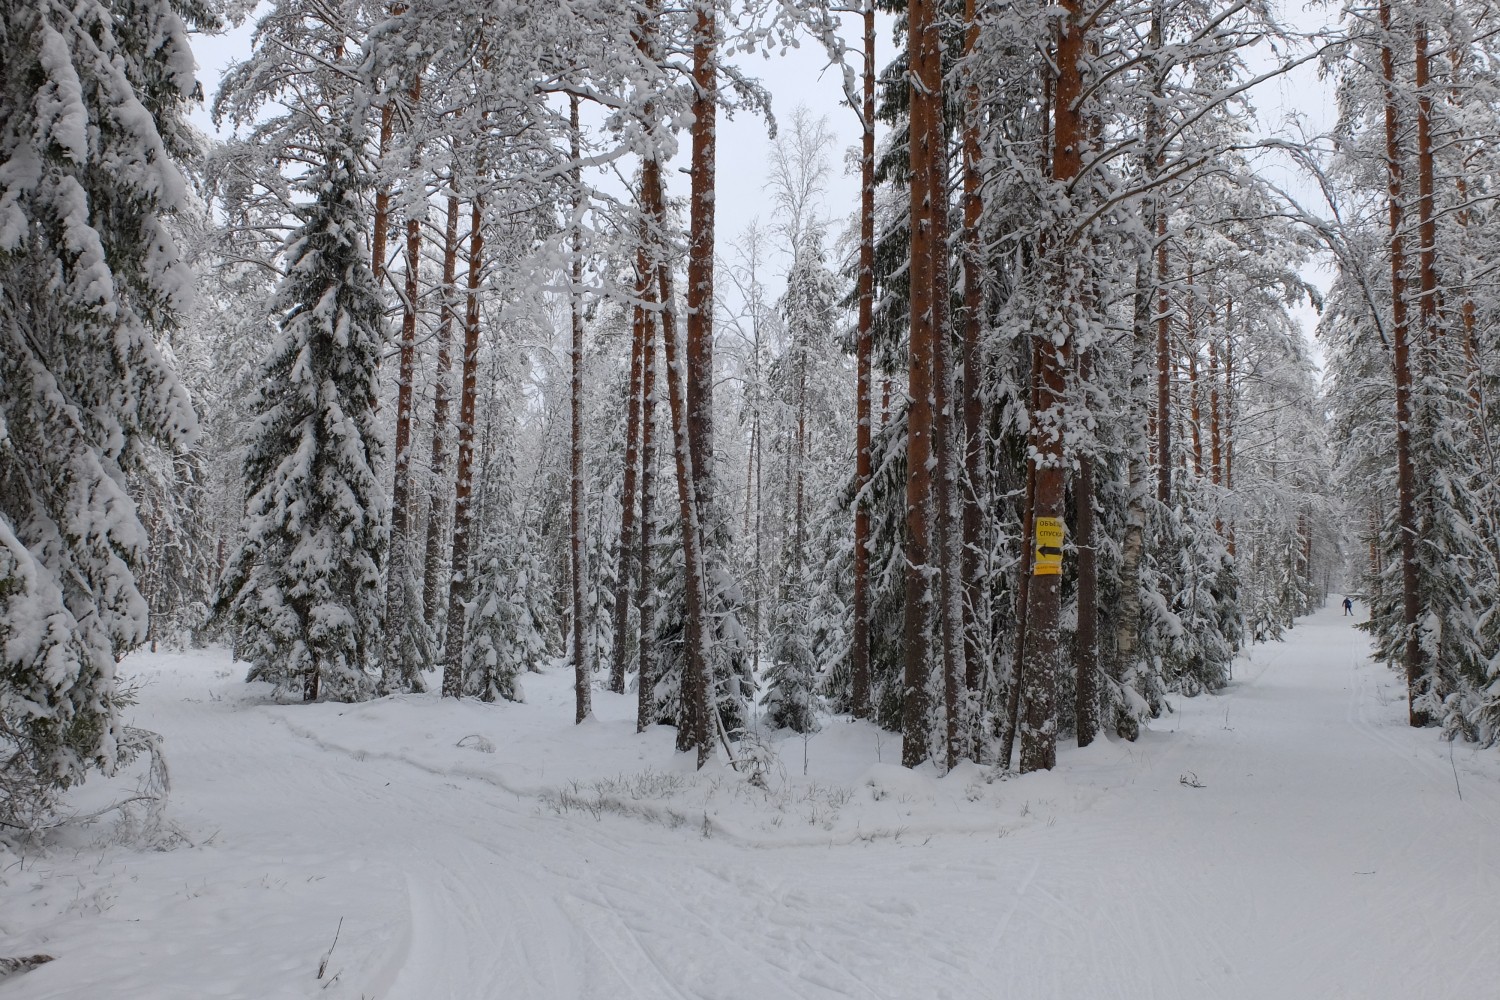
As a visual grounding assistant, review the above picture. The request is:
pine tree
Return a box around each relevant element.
[1314,2,1500,739]
[216,132,389,703]
[1,0,213,822]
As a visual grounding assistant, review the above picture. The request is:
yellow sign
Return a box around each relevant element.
[1034,517,1064,576]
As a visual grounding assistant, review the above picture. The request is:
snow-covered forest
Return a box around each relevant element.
[2,0,1499,994]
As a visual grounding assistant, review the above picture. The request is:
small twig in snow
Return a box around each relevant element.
[1449,741,1463,801]
[1179,771,1205,789]
[317,917,343,979]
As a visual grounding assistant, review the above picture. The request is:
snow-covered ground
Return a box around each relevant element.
[4,603,1498,999]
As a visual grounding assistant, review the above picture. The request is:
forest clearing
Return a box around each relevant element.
[4,0,1499,995]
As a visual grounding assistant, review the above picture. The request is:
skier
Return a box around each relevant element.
[1343,597,1354,616]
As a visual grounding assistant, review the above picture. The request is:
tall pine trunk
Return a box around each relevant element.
[385,73,429,692]
[440,199,484,697]
[850,0,877,721]
[933,207,964,769]
[423,192,461,635]
[370,103,394,285]
[1150,2,1172,508]
[676,0,718,763]
[1209,312,1223,489]
[999,349,1040,769]
[649,160,712,766]
[1414,22,1438,345]
[635,232,660,734]
[1074,336,1099,747]
[901,0,944,768]
[959,0,987,755]
[382,204,424,691]
[1379,0,1426,726]
[610,247,648,695]
[1114,254,1151,732]
[569,97,591,724]
[1019,0,1084,773]
[1186,264,1203,478]
[687,1,717,516]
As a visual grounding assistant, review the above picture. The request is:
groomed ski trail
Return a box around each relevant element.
[5,602,1498,1000]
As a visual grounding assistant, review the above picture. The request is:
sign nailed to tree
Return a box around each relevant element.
[1034,517,1064,576]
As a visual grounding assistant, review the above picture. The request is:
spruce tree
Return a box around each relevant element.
[1,0,213,822]
[216,132,389,703]
[460,527,549,704]
[765,550,821,734]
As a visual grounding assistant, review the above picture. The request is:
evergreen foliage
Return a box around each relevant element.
[460,525,550,703]
[764,549,821,734]
[1,0,213,822]
[215,133,389,703]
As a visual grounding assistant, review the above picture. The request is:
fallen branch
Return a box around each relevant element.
[0,955,54,979]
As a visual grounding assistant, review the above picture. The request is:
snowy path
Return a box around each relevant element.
[4,603,1499,999]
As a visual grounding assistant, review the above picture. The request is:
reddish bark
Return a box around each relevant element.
[370,103,395,284]
[648,163,712,765]
[1018,0,1084,774]
[392,220,421,540]
[669,0,718,764]
[686,0,717,516]
[1380,0,1426,726]
[629,0,700,753]
[1415,23,1439,344]
[850,0,876,722]
[901,0,943,769]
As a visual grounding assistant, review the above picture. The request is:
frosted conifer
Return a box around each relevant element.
[460,526,553,704]
[1,0,212,820]
[216,132,389,703]
[764,553,821,734]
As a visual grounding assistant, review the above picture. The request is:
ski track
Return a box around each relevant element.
[5,604,1499,999]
